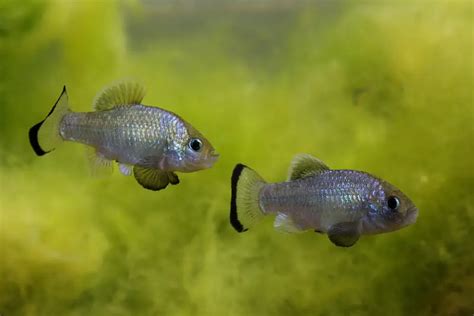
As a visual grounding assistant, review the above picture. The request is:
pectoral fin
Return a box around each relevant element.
[133,166,171,191]
[327,222,361,247]
[287,154,330,181]
[118,163,133,176]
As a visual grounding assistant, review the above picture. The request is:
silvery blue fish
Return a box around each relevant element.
[230,154,418,247]
[29,81,219,191]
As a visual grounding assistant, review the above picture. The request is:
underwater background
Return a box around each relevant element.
[0,0,473,315]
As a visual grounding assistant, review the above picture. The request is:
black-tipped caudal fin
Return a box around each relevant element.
[29,121,48,156]
[29,86,70,156]
[230,164,267,232]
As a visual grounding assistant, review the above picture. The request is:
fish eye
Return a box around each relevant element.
[387,196,400,211]
[189,138,203,152]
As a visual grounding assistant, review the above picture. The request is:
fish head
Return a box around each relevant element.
[364,180,418,234]
[166,124,219,172]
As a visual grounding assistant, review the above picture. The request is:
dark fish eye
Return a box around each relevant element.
[387,196,400,211]
[189,138,203,152]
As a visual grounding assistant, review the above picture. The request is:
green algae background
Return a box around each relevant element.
[0,0,473,315]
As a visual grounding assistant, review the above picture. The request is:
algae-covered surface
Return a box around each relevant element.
[0,0,473,315]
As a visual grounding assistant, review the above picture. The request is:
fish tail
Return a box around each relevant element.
[230,163,267,232]
[29,86,70,156]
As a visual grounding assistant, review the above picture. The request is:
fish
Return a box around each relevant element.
[229,154,418,247]
[29,81,219,191]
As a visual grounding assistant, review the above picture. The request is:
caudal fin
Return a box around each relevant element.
[230,164,267,232]
[29,86,70,156]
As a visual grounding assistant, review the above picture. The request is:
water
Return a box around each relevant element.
[0,0,473,315]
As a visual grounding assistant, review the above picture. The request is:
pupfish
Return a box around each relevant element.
[230,154,418,247]
[29,81,219,191]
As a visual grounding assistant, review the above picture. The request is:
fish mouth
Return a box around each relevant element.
[405,206,419,225]
[209,151,219,161]
[203,151,219,168]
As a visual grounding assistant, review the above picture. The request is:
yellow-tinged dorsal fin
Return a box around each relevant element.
[287,153,330,181]
[93,81,146,110]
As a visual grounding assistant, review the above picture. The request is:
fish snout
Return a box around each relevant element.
[208,150,219,161]
[405,206,419,225]
[200,150,219,169]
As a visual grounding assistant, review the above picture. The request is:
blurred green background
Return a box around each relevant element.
[0,0,473,315]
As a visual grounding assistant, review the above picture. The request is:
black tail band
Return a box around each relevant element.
[28,121,50,156]
[230,163,247,233]
[28,86,66,156]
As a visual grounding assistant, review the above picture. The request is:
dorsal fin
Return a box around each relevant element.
[93,81,146,110]
[287,153,329,181]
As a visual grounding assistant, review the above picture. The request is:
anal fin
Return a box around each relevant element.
[86,147,113,176]
[133,166,177,191]
[327,222,361,247]
[274,212,302,233]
